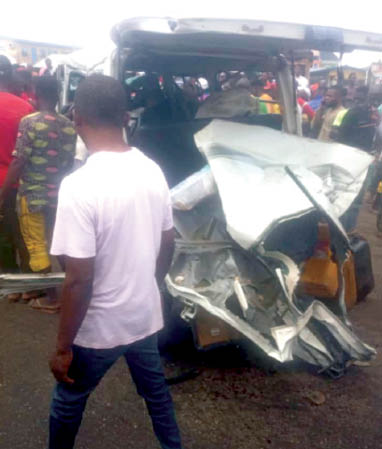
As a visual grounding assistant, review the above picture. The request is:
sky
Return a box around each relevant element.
[1,0,382,65]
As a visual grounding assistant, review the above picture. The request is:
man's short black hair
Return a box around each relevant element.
[75,74,126,127]
[35,76,59,104]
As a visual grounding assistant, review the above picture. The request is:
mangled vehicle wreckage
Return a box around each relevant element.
[2,18,382,376]
[167,121,375,376]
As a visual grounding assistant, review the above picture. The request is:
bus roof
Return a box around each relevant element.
[111,17,382,56]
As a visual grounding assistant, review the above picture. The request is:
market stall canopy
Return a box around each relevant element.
[111,17,382,57]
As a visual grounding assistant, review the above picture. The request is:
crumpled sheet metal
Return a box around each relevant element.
[167,122,376,372]
[194,120,372,249]
[0,273,65,297]
[167,242,376,372]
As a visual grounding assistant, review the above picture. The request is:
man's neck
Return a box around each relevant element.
[38,101,56,113]
[82,127,130,154]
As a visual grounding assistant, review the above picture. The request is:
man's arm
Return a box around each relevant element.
[155,228,175,287]
[50,256,94,384]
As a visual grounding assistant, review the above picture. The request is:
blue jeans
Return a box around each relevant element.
[49,333,182,449]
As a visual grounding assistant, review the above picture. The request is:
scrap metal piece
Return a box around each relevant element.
[233,278,249,314]
[167,241,376,370]
[0,273,65,297]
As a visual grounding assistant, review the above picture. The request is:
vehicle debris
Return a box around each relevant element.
[166,120,376,376]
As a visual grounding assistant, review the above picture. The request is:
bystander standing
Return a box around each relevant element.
[311,86,347,141]
[336,86,380,232]
[0,55,33,280]
[0,76,76,311]
[48,74,183,449]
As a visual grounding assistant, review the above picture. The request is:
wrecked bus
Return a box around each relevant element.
[2,18,382,376]
[111,18,381,376]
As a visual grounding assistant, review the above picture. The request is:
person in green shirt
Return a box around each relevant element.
[249,79,270,115]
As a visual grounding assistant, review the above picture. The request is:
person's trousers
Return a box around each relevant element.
[18,196,56,272]
[49,333,182,449]
[0,188,29,272]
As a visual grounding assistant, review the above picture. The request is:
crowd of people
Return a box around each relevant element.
[0,55,76,311]
[215,66,381,150]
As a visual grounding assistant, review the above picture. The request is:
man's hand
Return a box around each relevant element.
[50,348,74,384]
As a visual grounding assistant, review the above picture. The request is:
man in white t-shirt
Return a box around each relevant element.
[48,74,182,449]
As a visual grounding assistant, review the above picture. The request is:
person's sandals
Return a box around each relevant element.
[29,297,60,314]
[7,293,22,303]
[21,291,42,303]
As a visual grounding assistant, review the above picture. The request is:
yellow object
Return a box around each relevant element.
[343,254,357,309]
[377,181,382,194]
[299,222,357,309]
[299,255,357,309]
[18,196,51,272]
[260,93,281,114]
[333,108,349,127]
[300,256,338,299]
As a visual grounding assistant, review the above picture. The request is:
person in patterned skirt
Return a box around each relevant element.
[0,76,76,311]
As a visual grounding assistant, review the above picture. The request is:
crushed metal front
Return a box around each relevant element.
[167,120,376,374]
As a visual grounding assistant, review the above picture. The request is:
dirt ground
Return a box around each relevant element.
[1,204,382,449]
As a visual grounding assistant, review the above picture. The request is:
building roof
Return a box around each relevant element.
[0,36,78,50]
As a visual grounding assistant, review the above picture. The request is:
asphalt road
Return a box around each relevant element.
[1,204,382,449]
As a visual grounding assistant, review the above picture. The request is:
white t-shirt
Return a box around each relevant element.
[51,148,173,349]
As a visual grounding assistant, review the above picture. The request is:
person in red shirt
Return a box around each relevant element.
[297,87,315,120]
[0,55,34,274]
[297,87,315,136]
